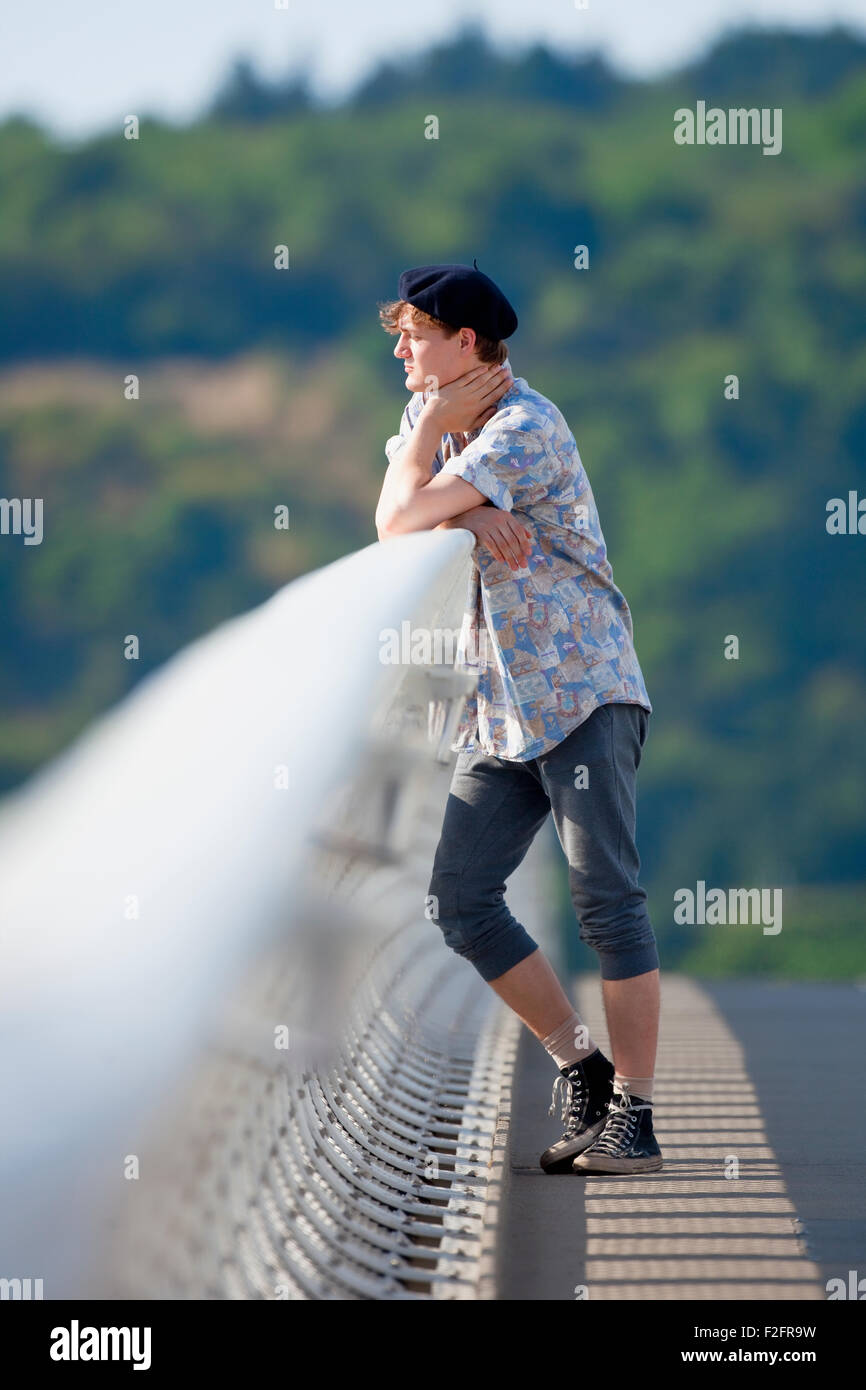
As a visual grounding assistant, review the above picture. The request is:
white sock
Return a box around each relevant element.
[613,1073,654,1103]
[541,1010,598,1069]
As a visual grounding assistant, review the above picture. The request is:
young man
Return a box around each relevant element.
[375,262,662,1175]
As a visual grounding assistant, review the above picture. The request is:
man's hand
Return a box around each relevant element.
[437,504,533,572]
[424,363,513,436]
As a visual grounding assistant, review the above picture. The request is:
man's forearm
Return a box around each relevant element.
[435,502,493,533]
[376,405,442,533]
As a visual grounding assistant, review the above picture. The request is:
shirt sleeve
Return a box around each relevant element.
[384,401,412,464]
[384,392,445,473]
[437,414,556,513]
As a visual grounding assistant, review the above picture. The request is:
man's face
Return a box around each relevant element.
[393,312,474,394]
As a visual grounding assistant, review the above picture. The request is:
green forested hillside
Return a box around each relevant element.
[1,26,864,973]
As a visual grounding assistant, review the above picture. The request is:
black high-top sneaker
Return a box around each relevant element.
[539,1049,615,1173]
[572,1083,663,1174]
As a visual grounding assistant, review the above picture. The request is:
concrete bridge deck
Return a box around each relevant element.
[491,973,864,1300]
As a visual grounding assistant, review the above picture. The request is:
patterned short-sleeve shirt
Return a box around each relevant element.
[384,365,652,761]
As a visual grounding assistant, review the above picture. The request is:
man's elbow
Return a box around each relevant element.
[376,504,414,539]
[375,508,396,540]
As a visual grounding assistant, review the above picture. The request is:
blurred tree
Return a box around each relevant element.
[208,55,311,122]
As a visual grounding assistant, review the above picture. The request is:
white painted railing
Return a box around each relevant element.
[0,530,557,1299]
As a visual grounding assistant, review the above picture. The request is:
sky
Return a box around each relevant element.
[3,0,866,141]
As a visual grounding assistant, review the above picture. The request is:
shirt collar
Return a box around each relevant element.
[499,358,520,405]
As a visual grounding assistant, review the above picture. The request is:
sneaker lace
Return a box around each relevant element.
[548,1067,585,1137]
[592,1082,651,1155]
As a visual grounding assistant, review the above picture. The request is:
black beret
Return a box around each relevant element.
[397,260,518,340]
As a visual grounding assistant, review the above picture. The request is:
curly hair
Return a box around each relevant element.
[378,298,508,366]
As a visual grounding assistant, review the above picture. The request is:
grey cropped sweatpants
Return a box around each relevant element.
[426,701,659,983]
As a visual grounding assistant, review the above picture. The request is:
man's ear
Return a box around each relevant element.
[459,326,477,355]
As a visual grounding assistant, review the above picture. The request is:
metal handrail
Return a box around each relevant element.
[0,529,549,1299]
